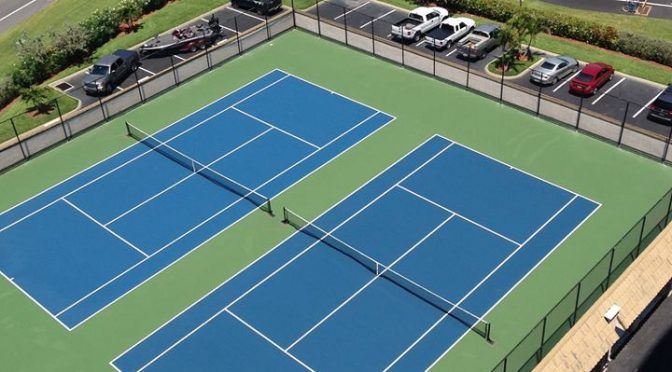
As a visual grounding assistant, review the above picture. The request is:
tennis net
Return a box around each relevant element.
[282,207,492,343]
[126,121,272,215]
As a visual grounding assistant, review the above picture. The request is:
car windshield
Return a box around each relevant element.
[409,13,423,22]
[540,62,556,70]
[90,65,109,75]
[575,72,593,82]
[653,96,672,111]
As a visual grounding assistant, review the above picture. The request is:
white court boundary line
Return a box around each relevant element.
[425,200,601,371]
[0,69,289,329]
[132,139,453,371]
[0,74,290,236]
[58,98,392,328]
[230,106,320,149]
[0,68,394,331]
[111,134,601,371]
[110,135,439,371]
[62,198,149,258]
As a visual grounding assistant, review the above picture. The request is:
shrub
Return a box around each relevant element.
[20,86,54,114]
[0,79,19,108]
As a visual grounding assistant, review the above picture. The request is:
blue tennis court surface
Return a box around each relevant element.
[111,135,599,371]
[0,69,393,330]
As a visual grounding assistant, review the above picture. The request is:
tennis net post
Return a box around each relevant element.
[125,121,273,215]
[282,206,493,343]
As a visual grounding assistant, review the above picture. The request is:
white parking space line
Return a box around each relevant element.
[445,49,457,57]
[552,71,580,93]
[359,9,395,28]
[138,66,155,76]
[173,55,186,61]
[334,1,370,19]
[633,89,666,118]
[201,18,238,34]
[115,86,124,91]
[615,0,672,8]
[415,40,426,47]
[591,77,626,105]
[0,0,37,23]
[228,7,265,21]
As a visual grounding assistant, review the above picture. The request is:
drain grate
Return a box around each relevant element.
[55,82,73,91]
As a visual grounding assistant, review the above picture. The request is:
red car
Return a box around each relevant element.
[569,63,614,95]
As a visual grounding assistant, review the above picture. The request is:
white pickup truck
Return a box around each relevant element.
[424,17,475,50]
[391,7,448,42]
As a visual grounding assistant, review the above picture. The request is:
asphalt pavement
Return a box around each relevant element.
[50,5,272,109]
[0,0,54,33]
[310,0,671,137]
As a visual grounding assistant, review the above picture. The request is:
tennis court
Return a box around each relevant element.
[112,135,599,371]
[0,69,393,330]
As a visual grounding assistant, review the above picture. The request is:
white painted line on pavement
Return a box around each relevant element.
[360,9,395,28]
[553,71,580,92]
[0,0,37,23]
[445,49,457,57]
[633,89,666,118]
[334,2,370,19]
[592,77,626,105]
[416,40,426,47]
[228,7,264,21]
[138,66,155,76]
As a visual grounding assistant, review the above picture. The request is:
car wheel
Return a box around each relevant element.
[190,45,197,53]
[105,84,112,94]
[131,64,138,72]
[413,33,420,42]
[552,77,558,85]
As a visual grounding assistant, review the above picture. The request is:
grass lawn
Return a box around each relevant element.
[502,0,672,43]
[487,54,540,77]
[0,88,78,143]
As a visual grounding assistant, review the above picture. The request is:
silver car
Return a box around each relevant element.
[530,56,579,85]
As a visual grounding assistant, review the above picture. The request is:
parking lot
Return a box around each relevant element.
[309,0,671,137]
[50,4,278,108]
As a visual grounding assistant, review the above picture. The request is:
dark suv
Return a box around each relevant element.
[648,85,672,124]
[231,0,281,15]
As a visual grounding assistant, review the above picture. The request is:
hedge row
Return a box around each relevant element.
[1,0,171,109]
[433,0,672,67]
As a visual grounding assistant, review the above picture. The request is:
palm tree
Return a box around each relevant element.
[495,24,522,72]
[21,86,53,115]
[509,11,546,59]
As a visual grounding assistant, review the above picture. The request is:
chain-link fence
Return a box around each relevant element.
[294,0,672,165]
[0,9,294,173]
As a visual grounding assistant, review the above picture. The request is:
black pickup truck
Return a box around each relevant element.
[83,50,140,95]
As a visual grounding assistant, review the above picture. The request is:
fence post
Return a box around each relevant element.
[265,15,271,40]
[536,84,542,116]
[54,99,69,140]
[235,17,242,54]
[572,282,582,324]
[618,102,629,146]
[636,215,647,256]
[9,118,28,160]
[662,124,672,162]
[291,0,296,26]
[576,96,583,129]
[370,16,375,54]
[666,189,672,225]
[95,85,107,122]
[315,0,321,37]
[133,69,144,103]
[466,58,471,88]
[432,45,436,76]
[499,56,505,102]
[343,8,348,45]
[606,248,615,287]
[401,41,405,66]
[169,55,179,85]
[538,317,548,360]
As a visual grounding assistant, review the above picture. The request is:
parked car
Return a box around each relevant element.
[456,24,500,60]
[648,85,672,124]
[424,17,475,50]
[569,63,614,96]
[529,56,578,85]
[83,50,140,95]
[391,7,448,42]
[231,0,282,15]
